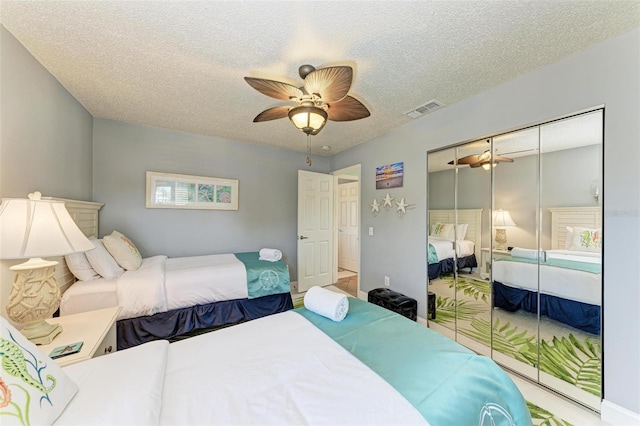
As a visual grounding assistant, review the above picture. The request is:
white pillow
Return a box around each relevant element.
[0,317,79,425]
[103,231,142,271]
[455,223,469,240]
[564,227,574,250]
[569,227,602,253]
[85,237,124,279]
[65,251,100,281]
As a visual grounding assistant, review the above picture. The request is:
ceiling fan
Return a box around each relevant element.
[448,150,515,169]
[244,64,370,136]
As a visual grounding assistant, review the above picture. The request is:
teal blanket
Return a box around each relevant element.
[428,243,439,264]
[499,255,601,274]
[296,298,532,426]
[234,252,290,298]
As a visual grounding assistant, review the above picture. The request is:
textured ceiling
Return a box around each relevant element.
[1,1,638,155]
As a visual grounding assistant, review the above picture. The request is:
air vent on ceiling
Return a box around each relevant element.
[404,100,443,119]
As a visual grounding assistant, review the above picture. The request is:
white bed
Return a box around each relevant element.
[61,253,276,320]
[1,297,532,426]
[492,251,601,306]
[427,209,482,279]
[52,197,292,350]
[492,206,602,334]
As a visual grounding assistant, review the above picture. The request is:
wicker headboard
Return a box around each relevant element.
[47,197,103,294]
[548,206,602,250]
[428,209,483,262]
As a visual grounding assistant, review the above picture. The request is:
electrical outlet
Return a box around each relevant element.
[384,276,390,287]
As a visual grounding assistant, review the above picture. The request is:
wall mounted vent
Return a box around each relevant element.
[404,100,443,118]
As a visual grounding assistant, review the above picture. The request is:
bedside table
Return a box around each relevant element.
[480,248,511,279]
[38,306,121,367]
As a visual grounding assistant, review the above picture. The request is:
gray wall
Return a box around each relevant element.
[0,26,93,199]
[0,26,94,315]
[332,29,640,416]
[93,118,331,281]
[429,145,601,250]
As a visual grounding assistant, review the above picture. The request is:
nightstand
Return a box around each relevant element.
[38,306,121,367]
[480,248,511,279]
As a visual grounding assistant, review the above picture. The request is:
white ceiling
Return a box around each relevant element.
[1,1,638,155]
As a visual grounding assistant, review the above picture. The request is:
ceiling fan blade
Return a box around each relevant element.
[244,77,303,101]
[304,66,353,103]
[492,156,514,163]
[455,154,482,165]
[253,106,291,122]
[468,156,515,168]
[326,96,370,121]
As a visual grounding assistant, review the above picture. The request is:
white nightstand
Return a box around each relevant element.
[38,306,121,367]
[480,248,511,279]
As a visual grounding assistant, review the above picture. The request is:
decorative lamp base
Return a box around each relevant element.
[495,228,508,251]
[20,319,63,345]
[6,261,63,345]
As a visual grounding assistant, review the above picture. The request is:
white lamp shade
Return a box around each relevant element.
[0,197,95,259]
[492,209,516,227]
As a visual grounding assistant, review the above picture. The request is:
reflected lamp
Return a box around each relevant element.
[0,192,95,344]
[492,209,516,251]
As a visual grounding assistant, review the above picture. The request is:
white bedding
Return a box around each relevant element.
[61,254,254,320]
[57,311,427,426]
[492,252,601,306]
[428,236,475,260]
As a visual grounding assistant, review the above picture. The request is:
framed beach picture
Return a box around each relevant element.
[146,171,238,210]
[375,162,404,189]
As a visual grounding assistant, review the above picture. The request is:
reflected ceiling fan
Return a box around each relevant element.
[244,64,370,136]
[448,150,514,170]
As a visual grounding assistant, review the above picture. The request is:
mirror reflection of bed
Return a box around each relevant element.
[426,108,603,411]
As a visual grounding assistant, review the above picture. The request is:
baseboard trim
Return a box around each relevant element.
[601,399,640,425]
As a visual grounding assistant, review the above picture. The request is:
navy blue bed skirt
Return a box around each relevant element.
[117,292,293,350]
[493,281,600,335]
[428,254,477,281]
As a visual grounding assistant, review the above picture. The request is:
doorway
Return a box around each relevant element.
[332,165,360,298]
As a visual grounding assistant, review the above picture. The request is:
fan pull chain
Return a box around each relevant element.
[306,134,312,166]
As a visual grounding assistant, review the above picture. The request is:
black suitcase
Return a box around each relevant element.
[368,288,417,321]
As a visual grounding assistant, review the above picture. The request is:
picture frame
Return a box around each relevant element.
[146,171,238,210]
[375,161,404,189]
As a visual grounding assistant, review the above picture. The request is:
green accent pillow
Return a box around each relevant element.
[431,223,453,238]
[569,227,601,252]
[1,317,78,425]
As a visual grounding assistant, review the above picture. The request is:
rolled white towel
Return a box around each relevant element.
[510,247,541,260]
[259,248,282,262]
[304,286,349,322]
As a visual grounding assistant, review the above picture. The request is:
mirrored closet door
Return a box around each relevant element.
[427,108,603,410]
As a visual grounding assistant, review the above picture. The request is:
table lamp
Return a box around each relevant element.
[0,192,95,344]
[492,209,516,251]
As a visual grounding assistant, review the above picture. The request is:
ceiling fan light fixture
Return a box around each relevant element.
[481,162,498,171]
[288,105,327,135]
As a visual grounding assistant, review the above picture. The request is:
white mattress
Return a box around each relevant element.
[428,236,475,260]
[492,256,601,306]
[60,254,252,320]
[57,311,427,425]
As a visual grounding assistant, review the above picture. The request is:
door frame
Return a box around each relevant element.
[331,164,361,297]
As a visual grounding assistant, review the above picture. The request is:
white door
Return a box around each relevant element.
[297,170,334,292]
[338,181,359,272]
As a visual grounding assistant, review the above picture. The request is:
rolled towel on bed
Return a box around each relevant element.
[304,286,349,322]
[259,248,282,262]
[510,247,541,260]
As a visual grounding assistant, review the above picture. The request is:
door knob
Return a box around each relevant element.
[298,235,309,240]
